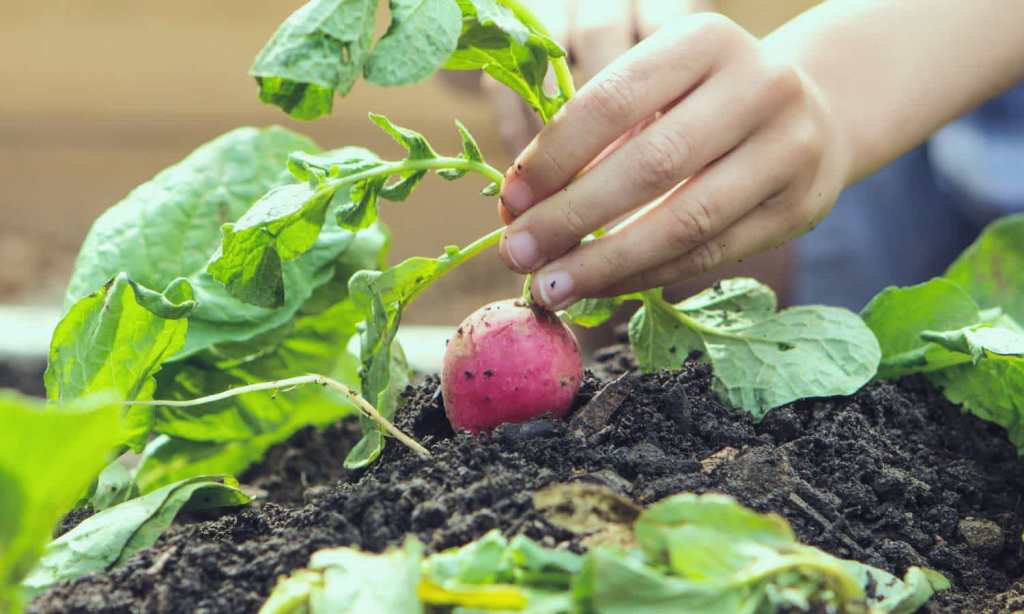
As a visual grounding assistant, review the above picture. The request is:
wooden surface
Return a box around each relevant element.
[0,1,814,322]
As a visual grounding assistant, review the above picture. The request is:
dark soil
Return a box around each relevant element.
[0,356,47,397]
[29,351,1024,613]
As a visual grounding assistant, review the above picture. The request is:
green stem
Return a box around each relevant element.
[128,374,430,458]
[324,156,505,193]
[405,227,505,306]
[497,0,577,102]
[644,289,743,340]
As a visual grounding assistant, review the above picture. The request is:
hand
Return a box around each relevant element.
[485,0,714,154]
[497,13,851,310]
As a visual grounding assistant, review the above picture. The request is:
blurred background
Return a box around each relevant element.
[0,0,814,360]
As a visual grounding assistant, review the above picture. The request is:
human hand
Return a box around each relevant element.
[497,13,852,310]
[485,0,714,154]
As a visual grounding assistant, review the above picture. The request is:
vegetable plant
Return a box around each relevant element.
[260,493,948,613]
[862,215,1024,449]
[32,0,887,481]
[2,2,1023,612]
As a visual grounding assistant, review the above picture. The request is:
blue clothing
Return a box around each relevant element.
[794,82,1024,310]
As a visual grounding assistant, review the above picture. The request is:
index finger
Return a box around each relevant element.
[499,15,735,217]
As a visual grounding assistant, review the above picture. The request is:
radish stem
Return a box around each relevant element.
[128,374,431,459]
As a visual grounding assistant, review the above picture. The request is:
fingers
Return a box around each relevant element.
[501,48,800,274]
[634,0,716,39]
[525,119,803,309]
[571,0,633,84]
[500,15,742,216]
[598,198,811,297]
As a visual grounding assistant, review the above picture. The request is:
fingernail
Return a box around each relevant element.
[536,270,574,310]
[501,172,534,216]
[504,232,542,271]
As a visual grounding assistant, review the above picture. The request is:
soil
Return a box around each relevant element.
[0,356,47,398]
[24,349,1024,613]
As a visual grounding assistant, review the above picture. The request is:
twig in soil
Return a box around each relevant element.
[787,492,862,555]
[127,374,431,459]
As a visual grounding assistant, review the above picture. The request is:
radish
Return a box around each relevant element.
[442,299,584,433]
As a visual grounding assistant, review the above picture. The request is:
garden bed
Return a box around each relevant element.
[28,350,1024,613]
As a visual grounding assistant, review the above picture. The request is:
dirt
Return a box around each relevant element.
[0,356,47,397]
[25,351,1024,613]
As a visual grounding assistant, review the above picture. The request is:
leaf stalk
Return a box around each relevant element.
[127,374,431,459]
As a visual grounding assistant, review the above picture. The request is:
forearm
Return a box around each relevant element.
[766,0,1024,184]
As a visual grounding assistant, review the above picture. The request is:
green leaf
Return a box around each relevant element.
[840,561,950,614]
[861,279,983,378]
[45,274,195,448]
[207,117,494,308]
[921,326,1024,364]
[251,0,379,120]
[862,278,1024,379]
[365,0,462,86]
[261,495,946,613]
[616,493,944,613]
[65,127,318,308]
[0,392,127,614]
[261,538,424,614]
[22,476,249,597]
[437,120,485,180]
[89,460,136,512]
[61,126,369,359]
[929,355,1024,452]
[677,277,777,330]
[444,0,567,120]
[135,299,367,492]
[628,290,705,368]
[562,297,626,329]
[945,213,1024,323]
[630,283,880,418]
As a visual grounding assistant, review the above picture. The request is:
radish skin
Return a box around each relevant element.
[442,299,583,433]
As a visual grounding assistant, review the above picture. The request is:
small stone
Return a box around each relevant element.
[959,517,1005,556]
[700,446,739,472]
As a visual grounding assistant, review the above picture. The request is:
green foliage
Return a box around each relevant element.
[260,494,947,613]
[252,0,379,119]
[135,292,372,492]
[252,0,567,121]
[364,0,462,86]
[53,124,390,483]
[945,215,1024,323]
[628,281,881,418]
[45,273,196,449]
[863,214,1024,451]
[0,392,128,614]
[22,476,250,598]
[444,0,568,121]
[208,116,499,309]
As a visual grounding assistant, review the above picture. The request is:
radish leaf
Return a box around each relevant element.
[444,0,568,121]
[208,117,500,309]
[630,282,880,418]
[945,215,1024,323]
[252,0,380,120]
[365,0,462,86]
[22,476,249,598]
[0,393,127,614]
[45,274,196,449]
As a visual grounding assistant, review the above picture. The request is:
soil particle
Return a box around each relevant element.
[30,358,1024,613]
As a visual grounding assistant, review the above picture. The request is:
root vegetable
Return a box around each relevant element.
[442,299,583,433]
